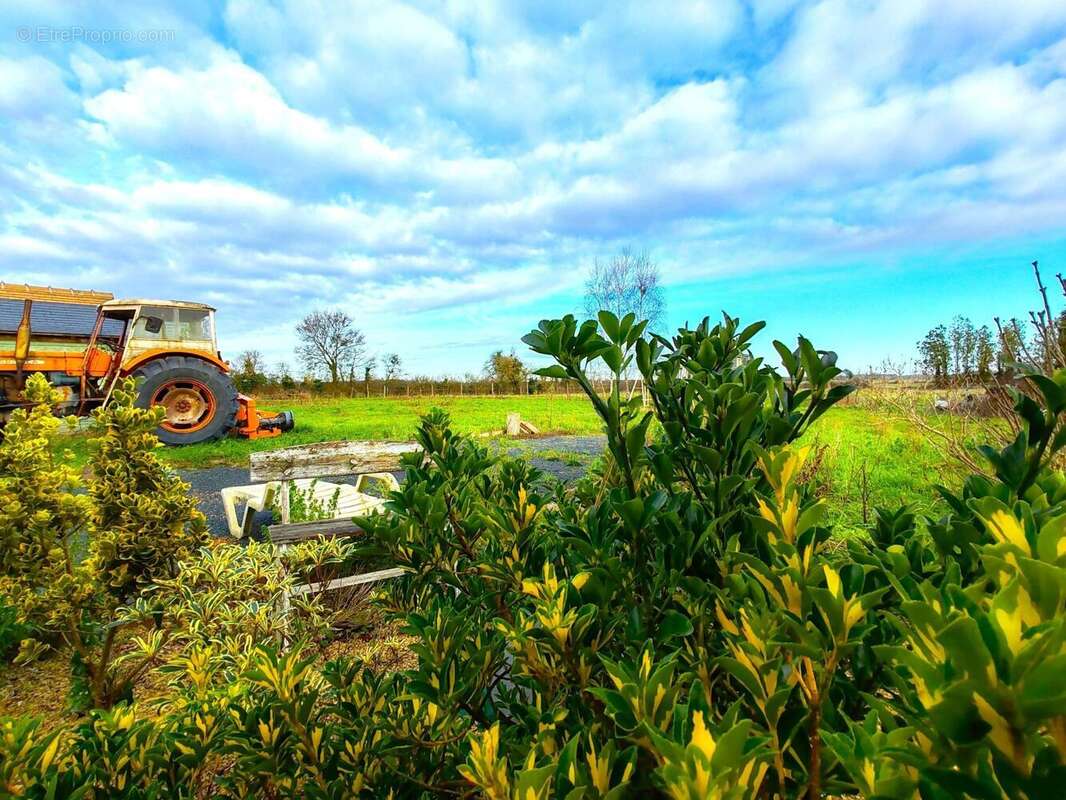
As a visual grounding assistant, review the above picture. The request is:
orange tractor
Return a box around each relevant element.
[0,283,294,445]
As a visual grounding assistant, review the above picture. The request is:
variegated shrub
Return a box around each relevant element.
[4,314,1066,800]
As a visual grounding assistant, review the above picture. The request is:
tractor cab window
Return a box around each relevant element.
[178,308,213,341]
[131,308,167,340]
[132,307,213,343]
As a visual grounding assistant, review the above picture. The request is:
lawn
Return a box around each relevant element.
[60,394,605,469]
[797,404,957,537]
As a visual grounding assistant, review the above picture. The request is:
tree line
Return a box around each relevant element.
[915,316,998,383]
[233,336,539,397]
[916,261,1066,385]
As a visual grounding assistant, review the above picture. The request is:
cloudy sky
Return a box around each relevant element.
[3,1,1066,377]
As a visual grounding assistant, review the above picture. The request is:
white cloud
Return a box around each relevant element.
[81,52,517,202]
[225,0,469,121]
[85,55,410,183]
[0,56,75,120]
[764,0,1066,113]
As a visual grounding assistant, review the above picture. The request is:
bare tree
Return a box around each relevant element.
[584,247,666,329]
[273,360,295,389]
[234,350,268,393]
[295,310,366,383]
[996,261,1066,374]
[384,353,403,380]
[383,353,403,396]
[236,350,266,377]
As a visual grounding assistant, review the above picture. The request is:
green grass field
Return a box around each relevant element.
[55,392,971,536]
[798,405,956,536]
[99,395,601,469]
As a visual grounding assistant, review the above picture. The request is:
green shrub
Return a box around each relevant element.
[0,375,94,648]
[269,479,341,523]
[0,375,208,708]
[88,378,209,599]
[3,314,1066,799]
[0,604,27,662]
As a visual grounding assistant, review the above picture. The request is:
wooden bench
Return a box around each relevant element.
[240,440,420,610]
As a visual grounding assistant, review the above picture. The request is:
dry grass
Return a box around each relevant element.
[0,617,416,733]
[320,619,418,672]
[0,648,79,732]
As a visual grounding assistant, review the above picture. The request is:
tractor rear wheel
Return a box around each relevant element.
[131,356,239,445]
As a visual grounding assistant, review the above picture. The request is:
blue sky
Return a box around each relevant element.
[2,1,1066,377]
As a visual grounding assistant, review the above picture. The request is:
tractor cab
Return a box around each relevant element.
[92,299,223,373]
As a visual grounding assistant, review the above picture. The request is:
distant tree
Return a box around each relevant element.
[996,318,1028,372]
[484,350,527,394]
[916,325,950,384]
[975,325,995,382]
[584,247,666,330]
[234,350,267,393]
[295,310,366,383]
[362,356,377,398]
[948,316,977,378]
[274,361,296,391]
[383,353,403,394]
[237,350,266,376]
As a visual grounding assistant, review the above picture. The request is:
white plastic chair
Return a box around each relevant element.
[221,472,399,538]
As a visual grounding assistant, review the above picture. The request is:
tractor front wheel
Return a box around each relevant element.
[131,356,239,445]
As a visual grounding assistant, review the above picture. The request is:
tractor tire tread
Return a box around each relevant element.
[129,356,239,445]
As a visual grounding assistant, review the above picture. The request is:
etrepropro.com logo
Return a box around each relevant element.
[16,26,176,44]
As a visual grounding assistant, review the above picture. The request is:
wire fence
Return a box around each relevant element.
[250,377,643,400]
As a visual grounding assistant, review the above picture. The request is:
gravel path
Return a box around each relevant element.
[180,434,607,537]
[499,434,606,482]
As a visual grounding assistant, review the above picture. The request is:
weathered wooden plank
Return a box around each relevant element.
[289,567,405,596]
[506,412,522,436]
[266,517,365,544]
[249,440,419,481]
[505,413,540,437]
